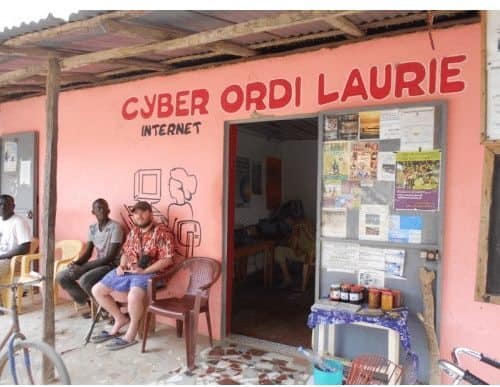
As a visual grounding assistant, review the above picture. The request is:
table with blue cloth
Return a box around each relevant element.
[307,302,418,379]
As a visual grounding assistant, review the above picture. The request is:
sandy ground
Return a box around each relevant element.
[0,298,211,384]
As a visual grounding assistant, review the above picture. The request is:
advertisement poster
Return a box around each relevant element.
[389,215,423,244]
[400,106,435,151]
[350,142,378,186]
[358,269,385,288]
[359,204,389,241]
[3,141,18,173]
[322,241,359,273]
[380,109,401,139]
[394,151,441,211]
[323,179,361,209]
[324,115,338,140]
[359,111,380,139]
[323,141,350,180]
[384,249,406,277]
[338,113,359,140]
[377,152,396,181]
[321,208,347,238]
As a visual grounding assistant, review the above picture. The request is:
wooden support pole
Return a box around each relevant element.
[418,267,440,384]
[41,57,60,384]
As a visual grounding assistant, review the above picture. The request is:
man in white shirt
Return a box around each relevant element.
[0,195,32,278]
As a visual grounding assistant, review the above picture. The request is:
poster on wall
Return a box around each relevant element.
[323,178,361,209]
[321,208,347,238]
[384,249,406,277]
[324,115,338,140]
[349,142,378,186]
[380,109,401,139]
[323,141,350,180]
[338,113,359,140]
[358,269,385,288]
[236,157,251,208]
[487,12,500,139]
[377,152,396,181]
[400,106,435,151]
[394,151,441,211]
[359,204,389,241]
[389,215,423,244]
[322,240,359,273]
[251,161,262,195]
[359,111,380,139]
[3,141,18,173]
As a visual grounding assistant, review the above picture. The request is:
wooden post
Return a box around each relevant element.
[42,57,60,383]
[418,268,440,384]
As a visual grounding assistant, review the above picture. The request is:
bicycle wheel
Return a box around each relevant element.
[0,339,71,385]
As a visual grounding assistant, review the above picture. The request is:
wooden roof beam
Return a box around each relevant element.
[109,58,169,71]
[324,15,364,37]
[103,19,257,57]
[101,19,179,41]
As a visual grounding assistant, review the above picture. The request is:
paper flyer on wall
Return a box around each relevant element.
[349,142,378,186]
[323,141,350,180]
[358,246,385,271]
[358,269,385,288]
[321,208,347,238]
[3,141,18,173]
[323,178,361,209]
[19,159,32,185]
[359,204,389,241]
[380,109,401,139]
[487,65,500,140]
[400,106,435,151]
[377,152,396,181]
[394,151,441,211]
[338,113,359,140]
[384,249,406,277]
[487,11,500,65]
[324,115,339,140]
[322,240,359,273]
[359,111,380,139]
[389,215,423,244]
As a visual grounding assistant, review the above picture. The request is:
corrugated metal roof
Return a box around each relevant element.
[0,11,111,42]
[0,10,480,102]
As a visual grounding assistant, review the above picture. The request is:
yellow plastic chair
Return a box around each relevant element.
[18,240,84,309]
[0,238,39,312]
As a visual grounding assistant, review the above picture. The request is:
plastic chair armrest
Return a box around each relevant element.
[20,253,42,276]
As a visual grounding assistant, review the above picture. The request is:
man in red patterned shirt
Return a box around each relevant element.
[92,201,175,350]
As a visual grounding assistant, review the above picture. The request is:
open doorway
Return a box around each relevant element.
[226,116,318,348]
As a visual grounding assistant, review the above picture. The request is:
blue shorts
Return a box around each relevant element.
[99,269,153,292]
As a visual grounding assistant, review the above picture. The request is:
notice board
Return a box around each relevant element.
[315,101,447,383]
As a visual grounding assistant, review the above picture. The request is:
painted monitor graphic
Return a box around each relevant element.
[134,169,161,203]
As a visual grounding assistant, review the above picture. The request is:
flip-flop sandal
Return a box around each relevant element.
[105,337,138,351]
[91,330,118,344]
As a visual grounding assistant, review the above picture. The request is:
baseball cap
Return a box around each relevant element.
[131,201,152,212]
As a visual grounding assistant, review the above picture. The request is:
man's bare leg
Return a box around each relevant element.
[121,286,146,342]
[92,283,129,335]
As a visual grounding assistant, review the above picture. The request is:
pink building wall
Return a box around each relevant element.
[0,23,498,381]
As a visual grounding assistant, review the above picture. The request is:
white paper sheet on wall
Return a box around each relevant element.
[322,240,359,273]
[19,159,31,185]
[400,107,435,151]
[380,109,401,139]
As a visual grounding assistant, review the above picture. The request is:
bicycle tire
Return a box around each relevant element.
[0,340,71,385]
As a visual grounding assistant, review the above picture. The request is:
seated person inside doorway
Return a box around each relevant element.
[56,198,123,318]
[92,201,175,351]
[0,194,31,279]
[274,217,315,289]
